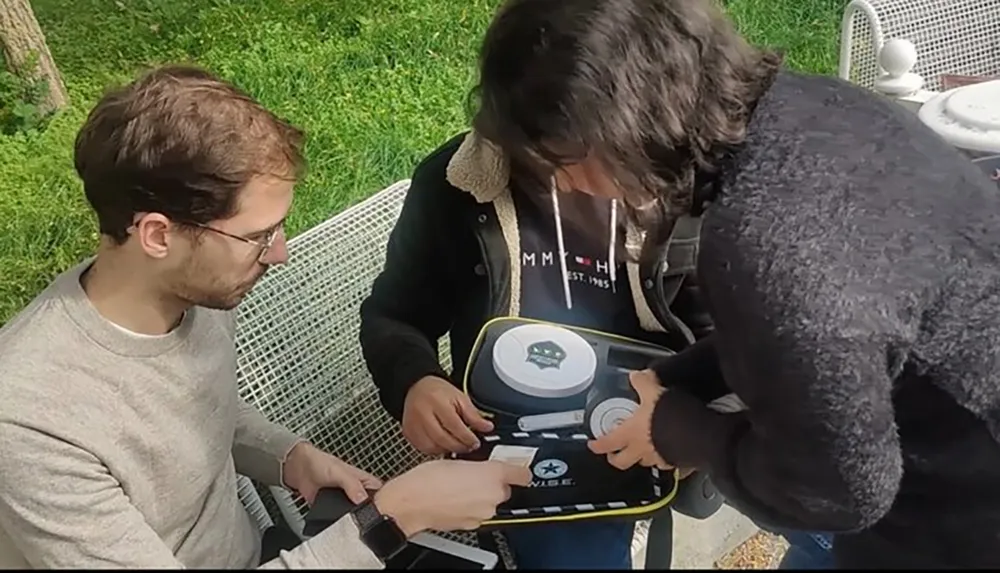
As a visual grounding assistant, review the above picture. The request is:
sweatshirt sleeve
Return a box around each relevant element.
[359,152,461,421]
[0,421,380,570]
[258,517,383,569]
[204,307,305,486]
[649,240,906,533]
[232,398,305,488]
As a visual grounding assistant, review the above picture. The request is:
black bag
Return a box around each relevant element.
[453,316,680,527]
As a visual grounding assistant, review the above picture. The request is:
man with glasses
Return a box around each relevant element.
[0,64,530,569]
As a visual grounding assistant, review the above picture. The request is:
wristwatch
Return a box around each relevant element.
[351,497,408,562]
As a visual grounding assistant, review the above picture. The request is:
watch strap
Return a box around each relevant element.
[351,498,407,562]
[352,498,383,531]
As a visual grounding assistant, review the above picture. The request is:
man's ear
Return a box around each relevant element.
[133,213,174,259]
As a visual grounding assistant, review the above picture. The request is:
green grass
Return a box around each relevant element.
[0,0,846,326]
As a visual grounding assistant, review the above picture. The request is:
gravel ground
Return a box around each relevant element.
[714,531,790,569]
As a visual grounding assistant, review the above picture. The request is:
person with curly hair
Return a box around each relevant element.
[365,0,1000,569]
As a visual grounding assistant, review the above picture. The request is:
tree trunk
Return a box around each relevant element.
[0,0,68,112]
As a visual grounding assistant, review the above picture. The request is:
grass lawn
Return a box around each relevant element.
[0,0,847,326]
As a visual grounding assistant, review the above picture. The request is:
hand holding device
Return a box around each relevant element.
[372,458,531,535]
[458,318,681,526]
[282,441,383,505]
[306,483,501,569]
[587,369,671,471]
[584,369,641,439]
[402,376,494,455]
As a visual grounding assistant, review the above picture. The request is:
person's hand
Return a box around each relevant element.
[588,369,673,471]
[401,376,494,455]
[372,459,532,537]
[678,467,697,480]
[282,442,383,505]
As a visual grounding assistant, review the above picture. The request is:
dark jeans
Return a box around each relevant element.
[777,530,834,570]
[501,520,635,569]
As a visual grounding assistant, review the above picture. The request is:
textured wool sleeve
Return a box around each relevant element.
[650,234,907,533]
[204,307,305,487]
[0,421,183,568]
[258,517,384,570]
[0,420,380,569]
[232,398,305,488]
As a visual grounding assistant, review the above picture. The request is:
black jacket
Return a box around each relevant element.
[360,131,720,422]
[648,71,1000,568]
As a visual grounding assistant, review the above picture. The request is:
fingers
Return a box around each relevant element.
[629,369,662,400]
[587,423,631,455]
[459,396,495,433]
[403,424,445,456]
[407,403,481,454]
[492,461,532,487]
[352,467,384,490]
[407,424,450,456]
[298,485,319,506]
[421,411,470,453]
[340,477,370,505]
[608,445,644,470]
[435,406,481,451]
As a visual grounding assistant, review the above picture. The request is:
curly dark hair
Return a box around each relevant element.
[470,0,783,256]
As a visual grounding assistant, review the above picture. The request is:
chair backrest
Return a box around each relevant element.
[839,0,1000,92]
[233,180,449,528]
[237,474,274,532]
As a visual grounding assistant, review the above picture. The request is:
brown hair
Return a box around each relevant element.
[470,0,782,258]
[74,64,306,244]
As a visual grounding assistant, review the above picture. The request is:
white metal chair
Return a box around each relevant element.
[839,0,1000,96]
[232,180,494,558]
[840,0,1000,156]
[237,474,275,533]
[232,180,436,533]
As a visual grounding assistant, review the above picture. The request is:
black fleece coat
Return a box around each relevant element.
[649,71,1000,568]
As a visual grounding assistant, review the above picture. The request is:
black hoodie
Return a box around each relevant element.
[647,71,1000,568]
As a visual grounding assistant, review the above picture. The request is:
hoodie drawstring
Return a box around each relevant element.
[608,199,618,294]
[550,179,619,310]
[551,182,573,310]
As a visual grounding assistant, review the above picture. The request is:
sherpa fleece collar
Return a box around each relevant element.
[445,131,509,203]
[440,129,672,336]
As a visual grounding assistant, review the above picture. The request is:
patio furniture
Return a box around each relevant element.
[238,474,275,533]
[839,0,1000,110]
[840,0,1000,161]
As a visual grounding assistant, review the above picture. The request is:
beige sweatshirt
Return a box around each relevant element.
[0,261,382,569]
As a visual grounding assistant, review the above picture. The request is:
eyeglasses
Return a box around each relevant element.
[185,221,284,263]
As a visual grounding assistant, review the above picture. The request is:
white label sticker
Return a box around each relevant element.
[488,445,539,469]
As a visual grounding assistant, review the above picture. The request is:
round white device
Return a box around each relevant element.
[589,397,639,438]
[491,324,598,399]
